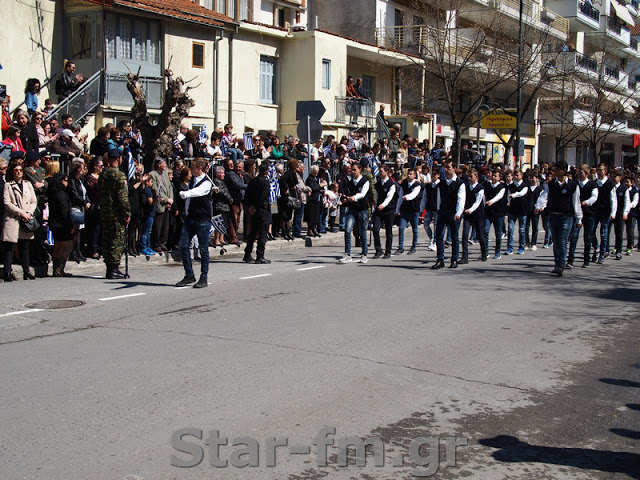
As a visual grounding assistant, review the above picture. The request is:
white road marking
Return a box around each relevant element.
[296,266,325,271]
[0,308,43,318]
[239,274,273,280]
[98,292,147,301]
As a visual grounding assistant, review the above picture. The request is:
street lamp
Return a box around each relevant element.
[515,0,524,169]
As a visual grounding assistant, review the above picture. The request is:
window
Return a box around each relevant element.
[106,14,160,64]
[276,8,285,27]
[362,75,374,99]
[215,0,235,17]
[322,59,331,89]
[239,0,250,21]
[260,56,276,104]
[71,15,93,59]
[192,42,205,68]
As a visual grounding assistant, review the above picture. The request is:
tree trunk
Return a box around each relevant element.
[125,66,196,171]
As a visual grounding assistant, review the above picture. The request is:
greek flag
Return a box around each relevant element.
[243,132,254,150]
[211,214,227,235]
[322,145,331,156]
[426,154,434,170]
[198,125,208,144]
[220,138,227,158]
[369,156,379,178]
[127,150,135,180]
[46,227,54,246]
[268,163,280,204]
[173,139,180,148]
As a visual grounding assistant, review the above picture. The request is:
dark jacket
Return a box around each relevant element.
[48,176,73,231]
[213,177,233,214]
[224,170,247,205]
[20,123,40,152]
[68,177,89,208]
[90,137,110,157]
[244,174,271,213]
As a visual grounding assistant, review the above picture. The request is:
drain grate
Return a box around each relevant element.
[25,300,86,309]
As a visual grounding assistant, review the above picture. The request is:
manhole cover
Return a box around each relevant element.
[25,300,86,310]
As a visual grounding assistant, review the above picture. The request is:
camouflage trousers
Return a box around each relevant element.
[101,215,126,268]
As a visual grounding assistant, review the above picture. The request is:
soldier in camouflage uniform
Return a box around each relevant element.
[99,149,131,279]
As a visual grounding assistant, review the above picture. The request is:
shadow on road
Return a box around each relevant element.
[478,435,640,479]
[600,378,640,388]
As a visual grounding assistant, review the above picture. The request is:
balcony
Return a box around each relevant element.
[546,0,600,31]
[458,0,568,40]
[623,37,640,57]
[604,16,631,46]
[103,74,163,109]
[375,24,519,70]
[629,79,638,92]
[628,118,640,129]
[335,97,375,127]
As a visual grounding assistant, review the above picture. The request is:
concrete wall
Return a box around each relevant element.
[313,0,376,43]
[0,0,64,114]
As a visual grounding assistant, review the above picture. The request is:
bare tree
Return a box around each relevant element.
[124,60,197,170]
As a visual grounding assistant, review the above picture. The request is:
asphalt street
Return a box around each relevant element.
[0,238,639,480]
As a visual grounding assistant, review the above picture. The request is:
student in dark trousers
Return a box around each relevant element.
[535,160,582,276]
[525,173,542,251]
[460,168,487,263]
[609,169,629,260]
[568,164,598,268]
[592,163,617,264]
[506,168,529,255]
[396,168,422,255]
[483,169,506,259]
[243,161,272,264]
[432,159,465,269]
[372,165,397,259]
[623,176,638,255]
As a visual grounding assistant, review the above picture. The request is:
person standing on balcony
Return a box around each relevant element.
[59,60,85,101]
[346,76,361,125]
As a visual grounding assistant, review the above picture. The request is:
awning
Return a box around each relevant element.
[611,0,634,26]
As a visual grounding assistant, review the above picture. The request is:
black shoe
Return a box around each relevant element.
[458,258,469,265]
[23,272,36,280]
[591,252,597,263]
[480,255,488,261]
[175,275,197,287]
[106,268,126,280]
[431,259,445,270]
[394,248,404,255]
[407,248,416,255]
[255,257,271,264]
[383,253,391,259]
[449,260,458,269]
[3,275,13,283]
[582,261,589,268]
[243,254,255,263]
[267,233,275,241]
[565,262,573,269]
[372,252,382,259]
[70,251,81,264]
[193,277,208,288]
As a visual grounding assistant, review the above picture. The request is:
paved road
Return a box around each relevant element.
[0,241,638,480]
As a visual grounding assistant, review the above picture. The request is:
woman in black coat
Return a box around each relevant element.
[67,159,90,262]
[304,165,322,237]
[277,159,299,240]
[212,165,233,246]
[48,173,74,276]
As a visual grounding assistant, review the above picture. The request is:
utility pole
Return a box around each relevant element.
[516,0,524,169]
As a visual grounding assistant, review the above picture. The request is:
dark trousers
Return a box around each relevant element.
[462,216,487,259]
[152,210,170,250]
[244,211,269,259]
[228,203,242,243]
[549,214,573,270]
[526,212,539,246]
[484,215,504,255]
[179,217,211,280]
[610,214,625,254]
[625,216,636,250]
[435,211,460,262]
[3,239,30,278]
[568,214,594,265]
[593,212,610,258]
[372,209,394,255]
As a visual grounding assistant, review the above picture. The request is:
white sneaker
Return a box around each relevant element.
[531,245,537,251]
[428,244,437,251]
[339,254,352,263]
[469,239,477,245]
[502,233,507,240]
[359,254,368,264]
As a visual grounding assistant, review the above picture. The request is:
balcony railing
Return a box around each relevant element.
[493,0,569,35]
[631,38,638,50]
[104,74,163,109]
[45,69,104,123]
[631,0,639,9]
[576,53,599,73]
[578,1,600,22]
[607,17,622,35]
[335,97,375,126]
[605,64,620,79]
[629,80,638,91]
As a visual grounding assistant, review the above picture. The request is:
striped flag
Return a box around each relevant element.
[267,163,280,204]
[46,227,54,246]
[220,138,228,158]
[198,125,208,144]
[243,132,254,150]
[322,145,331,156]
[211,214,227,235]
[173,139,180,148]
[127,150,136,180]
[369,156,379,178]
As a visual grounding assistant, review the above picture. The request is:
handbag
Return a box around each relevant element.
[20,215,40,233]
[71,207,85,225]
[287,196,301,209]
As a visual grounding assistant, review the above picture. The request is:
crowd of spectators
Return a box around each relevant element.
[1,84,639,281]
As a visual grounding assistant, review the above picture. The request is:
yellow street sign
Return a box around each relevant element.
[480,114,517,130]
[480,114,517,129]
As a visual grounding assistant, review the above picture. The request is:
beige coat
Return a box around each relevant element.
[3,180,37,243]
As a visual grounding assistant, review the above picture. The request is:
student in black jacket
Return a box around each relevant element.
[243,161,271,264]
[48,173,74,276]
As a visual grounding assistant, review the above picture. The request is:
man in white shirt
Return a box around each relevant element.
[432,159,466,269]
[339,163,370,263]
